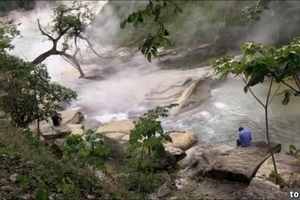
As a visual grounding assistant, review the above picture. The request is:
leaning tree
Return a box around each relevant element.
[32,1,106,78]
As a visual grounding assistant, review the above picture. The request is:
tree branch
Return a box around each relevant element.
[238,74,265,107]
[266,77,274,107]
[271,71,300,95]
[268,82,281,107]
[55,26,72,42]
[37,19,55,42]
[77,34,107,59]
[59,51,85,78]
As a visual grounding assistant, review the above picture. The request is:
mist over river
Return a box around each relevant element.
[7,1,300,152]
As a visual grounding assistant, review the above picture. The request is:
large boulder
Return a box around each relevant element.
[144,67,216,115]
[163,130,198,151]
[169,78,212,115]
[241,153,300,199]
[67,124,85,135]
[58,110,84,124]
[165,146,187,162]
[39,123,71,140]
[181,141,282,182]
[178,144,212,169]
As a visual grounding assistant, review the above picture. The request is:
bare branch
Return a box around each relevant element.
[238,74,265,107]
[55,26,72,42]
[266,77,274,107]
[59,51,85,78]
[271,71,300,94]
[78,34,107,59]
[37,19,55,42]
[268,82,281,107]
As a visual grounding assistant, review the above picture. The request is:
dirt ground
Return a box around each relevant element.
[170,177,248,199]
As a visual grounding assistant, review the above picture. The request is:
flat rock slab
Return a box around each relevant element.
[241,177,287,200]
[242,153,300,199]
[59,110,84,124]
[182,141,281,183]
[96,120,135,134]
[163,130,198,151]
[255,153,300,182]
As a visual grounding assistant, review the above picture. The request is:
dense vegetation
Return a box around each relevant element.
[101,0,300,58]
[0,0,36,16]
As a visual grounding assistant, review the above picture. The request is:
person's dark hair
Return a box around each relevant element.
[238,127,244,132]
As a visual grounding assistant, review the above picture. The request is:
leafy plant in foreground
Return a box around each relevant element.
[62,129,111,175]
[122,103,178,193]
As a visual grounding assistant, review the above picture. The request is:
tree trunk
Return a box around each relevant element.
[32,48,58,65]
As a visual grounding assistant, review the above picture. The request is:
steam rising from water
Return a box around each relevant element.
[5,1,300,150]
[7,1,160,122]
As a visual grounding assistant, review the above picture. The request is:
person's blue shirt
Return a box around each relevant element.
[239,130,252,147]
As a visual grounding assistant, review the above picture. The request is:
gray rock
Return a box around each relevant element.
[181,141,282,182]
[156,182,175,198]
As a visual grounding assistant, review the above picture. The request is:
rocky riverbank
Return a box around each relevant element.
[30,111,300,199]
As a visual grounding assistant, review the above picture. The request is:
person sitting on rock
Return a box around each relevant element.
[236,127,252,147]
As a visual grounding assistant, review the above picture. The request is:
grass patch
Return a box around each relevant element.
[0,119,136,199]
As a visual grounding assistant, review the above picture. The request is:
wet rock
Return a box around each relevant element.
[67,124,85,135]
[58,110,84,124]
[165,146,186,162]
[158,151,177,171]
[156,182,175,198]
[163,130,197,151]
[144,67,217,115]
[170,78,212,115]
[96,120,135,134]
[105,132,126,140]
[181,141,282,182]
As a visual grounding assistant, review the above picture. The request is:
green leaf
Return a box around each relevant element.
[35,187,49,200]
[127,14,136,23]
[133,19,138,28]
[147,52,152,63]
[282,90,291,105]
[243,86,248,93]
[246,65,270,87]
[151,49,157,57]
[120,19,127,29]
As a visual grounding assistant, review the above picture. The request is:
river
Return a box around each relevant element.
[7,1,300,152]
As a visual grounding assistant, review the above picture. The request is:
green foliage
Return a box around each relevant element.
[120,0,182,62]
[0,123,109,199]
[289,144,300,156]
[115,0,253,63]
[0,54,77,128]
[0,20,21,52]
[122,104,178,193]
[0,0,35,14]
[62,129,111,174]
[213,37,300,105]
[49,1,95,50]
